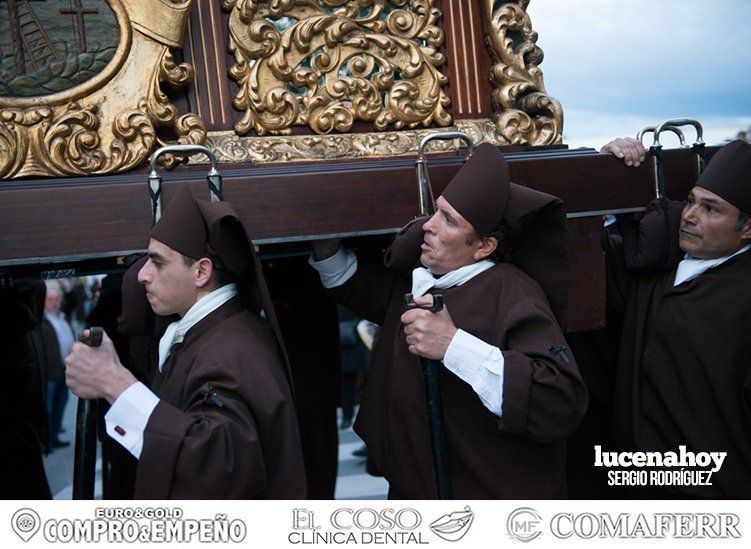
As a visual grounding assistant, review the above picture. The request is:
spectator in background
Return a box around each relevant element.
[61,277,98,336]
[41,284,75,449]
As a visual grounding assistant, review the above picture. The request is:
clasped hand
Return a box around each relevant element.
[400,295,457,360]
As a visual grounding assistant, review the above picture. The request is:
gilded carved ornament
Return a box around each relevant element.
[201,0,561,163]
[0,0,205,179]
[224,0,452,136]
[481,0,563,145]
[204,118,506,163]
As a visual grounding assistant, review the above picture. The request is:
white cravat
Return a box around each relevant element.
[157,283,238,371]
[411,260,495,298]
[674,245,749,286]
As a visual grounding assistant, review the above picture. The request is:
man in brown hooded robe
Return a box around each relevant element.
[601,138,751,498]
[65,184,306,499]
[310,143,588,499]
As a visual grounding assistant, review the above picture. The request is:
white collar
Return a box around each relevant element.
[674,245,750,286]
[411,260,495,298]
[157,283,238,371]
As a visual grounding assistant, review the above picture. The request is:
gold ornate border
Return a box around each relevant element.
[0,0,205,179]
[199,118,504,164]
[481,0,563,145]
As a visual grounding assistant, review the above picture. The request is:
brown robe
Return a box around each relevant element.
[609,201,751,498]
[329,255,588,499]
[133,296,307,499]
[1,285,52,499]
[265,257,341,499]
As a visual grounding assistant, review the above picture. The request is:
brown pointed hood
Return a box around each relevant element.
[695,140,751,213]
[149,184,252,275]
[440,143,511,233]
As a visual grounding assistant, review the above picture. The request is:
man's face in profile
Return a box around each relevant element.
[420,196,495,275]
[137,239,198,317]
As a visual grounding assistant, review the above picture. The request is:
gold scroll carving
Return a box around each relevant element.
[0,0,205,179]
[481,0,563,145]
[224,0,451,136]
[203,118,506,164]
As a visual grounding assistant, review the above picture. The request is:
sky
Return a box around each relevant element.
[526,0,751,148]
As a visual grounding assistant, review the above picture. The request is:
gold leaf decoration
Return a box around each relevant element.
[159,50,195,89]
[104,107,157,173]
[146,50,207,169]
[201,118,507,164]
[43,103,106,175]
[481,0,563,145]
[225,0,452,136]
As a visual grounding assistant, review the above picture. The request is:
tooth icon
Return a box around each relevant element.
[12,509,41,543]
[429,506,475,542]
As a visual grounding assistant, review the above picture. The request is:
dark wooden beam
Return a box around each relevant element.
[0,146,715,331]
[0,147,714,266]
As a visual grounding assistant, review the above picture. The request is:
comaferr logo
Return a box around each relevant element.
[551,513,741,539]
[506,509,742,541]
[429,506,475,542]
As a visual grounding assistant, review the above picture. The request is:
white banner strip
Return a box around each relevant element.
[1,500,747,549]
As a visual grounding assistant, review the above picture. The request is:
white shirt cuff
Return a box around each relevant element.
[308,247,358,288]
[443,329,505,417]
[104,381,160,459]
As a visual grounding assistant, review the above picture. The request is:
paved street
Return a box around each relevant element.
[335,423,388,500]
[44,398,387,500]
